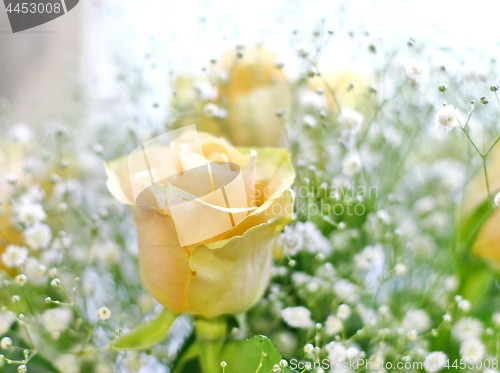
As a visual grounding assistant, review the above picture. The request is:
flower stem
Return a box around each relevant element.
[195,316,228,373]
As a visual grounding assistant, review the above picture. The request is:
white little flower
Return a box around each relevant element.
[97,306,112,321]
[460,339,485,361]
[23,223,52,250]
[452,317,483,341]
[2,245,29,268]
[494,193,500,208]
[0,336,12,349]
[0,311,15,335]
[15,274,28,286]
[492,312,500,327]
[325,342,347,363]
[303,343,314,355]
[434,105,461,132]
[405,60,427,83]
[338,109,363,132]
[278,226,304,256]
[337,304,352,320]
[394,263,407,275]
[342,153,362,176]
[303,114,317,128]
[13,202,47,226]
[458,299,471,312]
[354,244,385,270]
[282,306,314,329]
[423,351,447,373]
[402,309,431,333]
[42,308,72,338]
[333,280,359,303]
[203,103,227,118]
[325,315,343,335]
[91,241,121,266]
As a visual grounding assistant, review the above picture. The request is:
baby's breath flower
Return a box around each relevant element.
[434,105,461,132]
[97,306,112,321]
[492,312,500,327]
[342,153,361,176]
[50,279,61,288]
[220,361,227,368]
[394,263,407,275]
[458,299,471,312]
[337,304,351,320]
[337,109,363,132]
[15,274,28,286]
[23,223,52,250]
[423,351,447,373]
[325,341,346,363]
[460,339,485,361]
[1,245,29,268]
[13,203,47,225]
[402,309,430,332]
[282,307,314,329]
[18,364,27,373]
[42,308,72,338]
[325,315,343,335]
[452,317,483,341]
[0,337,12,349]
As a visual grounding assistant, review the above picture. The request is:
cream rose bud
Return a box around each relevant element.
[105,130,294,318]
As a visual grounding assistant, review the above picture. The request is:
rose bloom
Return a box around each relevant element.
[463,149,500,269]
[172,46,291,148]
[105,130,294,318]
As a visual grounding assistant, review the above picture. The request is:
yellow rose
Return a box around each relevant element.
[105,129,294,317]
[463,148,500,269]
[172,47,291,147]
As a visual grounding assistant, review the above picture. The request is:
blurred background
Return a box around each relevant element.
[1,0,499,126]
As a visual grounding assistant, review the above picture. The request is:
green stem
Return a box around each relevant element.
[195,316,228,373]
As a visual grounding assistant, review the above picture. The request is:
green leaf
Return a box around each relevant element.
[458,198,493,251]
[112,309,177,351]
[220,335,297,373]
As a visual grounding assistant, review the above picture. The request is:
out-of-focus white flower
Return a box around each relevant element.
[337,304,351,320]
[0,311,15,334]
[8,123,33,144]
[23,223,52,250]
[405,60,428,83]
[494,193,500,208]
[325,342,347,363]
[325,315,343,335]
[278,226,304,256]
[23,258,47,284]
[91,241,121,266]
[338,109,363,132]
[42,308,72,338]
[13,202,47,226]
[281,222,330,256]
[355,244,385,270]
[299,89,326,109]
[345,345,362,360]
[452,317,483,341]
[460,339,485,361]
[394,263,407,275]
[203,103,227,118]
[333,280,359,303]
[0,336,12,349]
[303,114,317,128]
[423,351,447,373]
[19,185,45,204]
[492,313,500,327]
[281,306,314,328]
[15,274,27,286]
[2,245,29,268]
[54,354,80,373]
[434,105,461,132]
[97,306,112,321]
[457,299,471,312]
[342,153,361,176]
[402,309,431,333]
